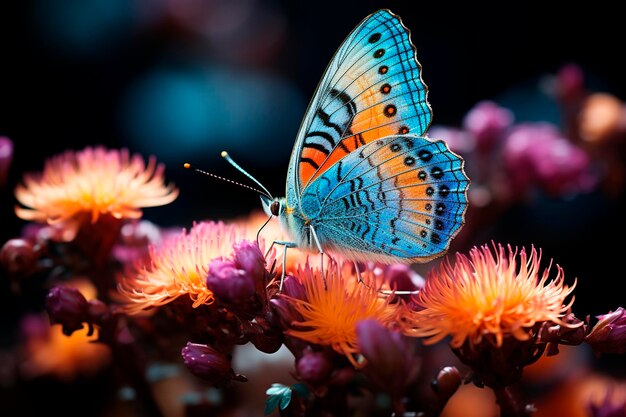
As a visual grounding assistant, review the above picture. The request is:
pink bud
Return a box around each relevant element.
[1,238,37,276]
[586,307,626,354]
[0,136,13,187]
[45,287,89,335]
[296,350,332,383]
[233,240,265,279]
[181,342,246,385]
[206,258,255,303]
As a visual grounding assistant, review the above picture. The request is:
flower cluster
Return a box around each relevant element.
[2,71,626,417]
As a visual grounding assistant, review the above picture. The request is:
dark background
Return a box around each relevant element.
[1,0,625,324]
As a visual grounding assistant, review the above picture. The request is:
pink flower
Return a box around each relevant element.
[117,221,247,314]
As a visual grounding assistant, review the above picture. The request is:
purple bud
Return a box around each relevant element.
[296,350,332,383]
[270,275,307,327]
[431,366,461,401]
[0,136,13,187]
[45,287,89,335]
[245,321,283,354]
[356,319,420,395]
[281,275,307,300]
[233,240,265,280]
[463,101,513,152]
[556,64,584,103]
[181,342,246,385]
[206,258,255,304]
[585,307,626,354]
[249,330,283,354]
[1,238,37,276]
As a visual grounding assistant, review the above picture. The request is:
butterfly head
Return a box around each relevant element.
[260,195,286,218]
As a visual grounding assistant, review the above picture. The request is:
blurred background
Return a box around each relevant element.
[1,0,626,415]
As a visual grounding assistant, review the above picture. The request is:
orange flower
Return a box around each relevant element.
[15,147,178,238]
[117,221,246,315]
[403,243,578,348]
[281,262,401,366]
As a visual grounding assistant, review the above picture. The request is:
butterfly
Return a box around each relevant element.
[240,9,469,273]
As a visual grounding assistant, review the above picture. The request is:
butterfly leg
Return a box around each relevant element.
[271,240,297,292]
[308,225,327,290]
[353,261,378,292]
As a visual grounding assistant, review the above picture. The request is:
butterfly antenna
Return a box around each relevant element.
[183,163,270,197]
[221,151,273,199]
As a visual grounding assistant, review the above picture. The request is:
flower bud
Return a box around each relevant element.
[556,64,584,103]
[181,342,247,385]
[0,136,13,187]
[206,258,255,304]
[463,101,513,152]
[1,238,37,276]
[271,275,307,327]
[233,240,265,280]
[356,319,420,395]
[296,350,332,383]
[45,287,89,335]
[281,275,307,300]
[585,307,626,354]
[431,366,461,401]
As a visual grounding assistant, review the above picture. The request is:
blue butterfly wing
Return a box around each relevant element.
[299,136,469,263]
[286,9,432,206]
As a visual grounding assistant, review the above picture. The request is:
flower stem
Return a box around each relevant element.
[494,386,529,417]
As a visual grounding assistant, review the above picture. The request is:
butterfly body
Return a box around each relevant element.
[262,9,469,265]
